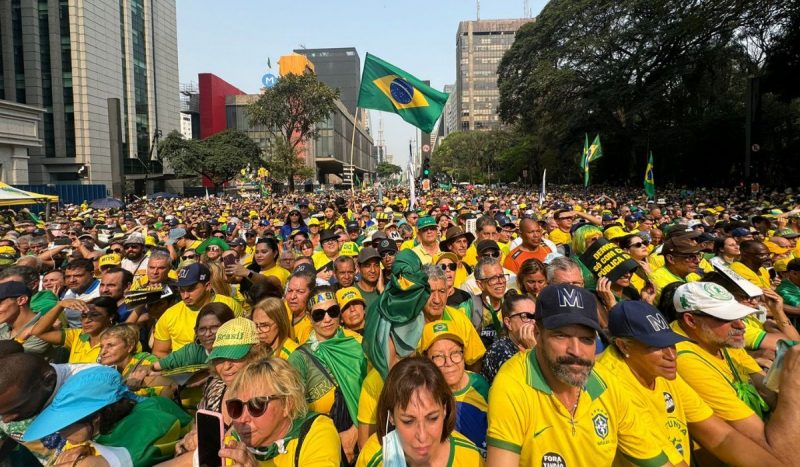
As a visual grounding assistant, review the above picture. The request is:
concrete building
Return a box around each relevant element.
[456,18,531,131]
[294,48,361,116]
[0,0,180,194]
[442,84,458,137]
[0,99,42,184]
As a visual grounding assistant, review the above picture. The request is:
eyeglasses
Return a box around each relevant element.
[225,396,282,419]
[196,325,220,335]
[481,274,507,285]
[430,350,464,367]
[380,250,396,258]
[674,252,702,261]
[181,254,196,260]
[80,312,105,322]
[481,250,501,259]
[254,321,274,332]
[509,311,536,322]
[439,263,457,272]
[311,305,341,322]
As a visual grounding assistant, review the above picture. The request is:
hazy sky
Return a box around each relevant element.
[176,0,548,166]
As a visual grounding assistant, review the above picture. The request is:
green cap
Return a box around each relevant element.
[416,216,436,230]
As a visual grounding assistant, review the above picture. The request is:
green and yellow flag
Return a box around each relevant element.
[357,53,448,133]
[644,151,655,199]
[579,134,603,186]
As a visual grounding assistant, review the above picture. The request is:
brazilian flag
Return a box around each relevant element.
[644,151,655,199]
[579,134,603,186]
[357,53,448,133]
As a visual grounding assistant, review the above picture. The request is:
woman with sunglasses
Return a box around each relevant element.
[280,209,308,242]
[251,297,299,360]
[164,358,342,466]
[356,357,483,467]
[31,295,119,363]
[248,237,290,290]
[288,286,367,464]
[420,320,489,457]
[480,290,537,384]
[619,234,653,292]
[436,253,476,320]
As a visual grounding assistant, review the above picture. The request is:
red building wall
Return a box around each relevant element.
[198,73,245,140]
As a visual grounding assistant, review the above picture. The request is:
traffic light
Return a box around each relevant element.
[422,157,431,178]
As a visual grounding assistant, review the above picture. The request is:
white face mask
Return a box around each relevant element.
[382,429,406,467]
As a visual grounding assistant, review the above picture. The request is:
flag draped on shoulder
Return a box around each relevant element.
[579,134,603,186]
[644,151,655,199]
[357,53,448,133]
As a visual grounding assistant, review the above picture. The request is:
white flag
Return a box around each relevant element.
[539,169,547,207]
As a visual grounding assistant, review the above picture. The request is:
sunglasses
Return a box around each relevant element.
[110,248,123,254]
[181,254,196,260]
[481,250,501,259]
[225,395,281,419]
[207,246,222,251]
[629,241,649,248]
[439,263,457,272]
[311,305,341,322]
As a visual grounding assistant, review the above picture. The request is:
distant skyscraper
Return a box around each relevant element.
[294,48,361,115]
[443,84,458,137]
[456,18,532,131]
[0,0,179,192]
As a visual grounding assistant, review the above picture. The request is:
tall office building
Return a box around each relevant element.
[456,18,531,131]
[294,48,360,116]
[0,0,179,193]
[442,83,458,137]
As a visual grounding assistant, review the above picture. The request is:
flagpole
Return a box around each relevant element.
[348,107,360,196]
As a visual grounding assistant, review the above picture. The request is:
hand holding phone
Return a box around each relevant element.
[196,410,224,467]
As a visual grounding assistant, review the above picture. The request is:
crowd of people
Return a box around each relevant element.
[0,183,799,466]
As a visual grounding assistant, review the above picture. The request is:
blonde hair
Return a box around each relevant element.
[100,324,140,353]
[203,260,231,297]
[229,357,307,421]
[251,297,291,343]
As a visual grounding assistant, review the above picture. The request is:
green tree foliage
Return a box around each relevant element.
[158,129,262,192]
[248,73,340,191]
[497,0,798,185]
[376,162,402,178]
[432,130,516,184]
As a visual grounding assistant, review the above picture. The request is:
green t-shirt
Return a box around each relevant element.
[777,279,800,307]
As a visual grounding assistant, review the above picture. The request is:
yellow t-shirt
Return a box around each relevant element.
[400,239,415,251]
[650,266,701,304]
[729,262,772,290]
[411,244,438,266]
[277,338,299,360]
[671,322,762,421]
[357,432,483,467]
[548,228,572,246]
[462,243,508,269]
[291,314,313,344]
[596,348,713,465]
[62,329,101,364]
[357,368,384,426]
[230,413,341,466]
[260,264,291,288]
[417,307,486,366]
[486,350,672,466]
[153,294,243,351]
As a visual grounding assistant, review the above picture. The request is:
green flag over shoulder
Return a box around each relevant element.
[357,53,448,133]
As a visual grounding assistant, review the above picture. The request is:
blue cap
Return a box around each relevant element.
[176,262,210,287]
[731,227,751,237]
[495,215,514,227]
[608,301,687,348]
[535,284,601,332]
[165,228,187,245]
[0,281,31,300]
[23,366,137,441]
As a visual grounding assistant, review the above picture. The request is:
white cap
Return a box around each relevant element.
[673,282,754,320]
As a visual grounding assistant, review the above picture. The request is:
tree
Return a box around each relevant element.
[158,129,262,192]
[432,130,514,183]
[497,0,795,185]
[376,162,402,179]
[248,72,340,191]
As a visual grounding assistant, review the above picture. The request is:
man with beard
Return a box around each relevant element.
[730,240,773,290]
[671,282,799,458]
[487,284,675,466]
[120,233,149,282]
[355,248,381,310]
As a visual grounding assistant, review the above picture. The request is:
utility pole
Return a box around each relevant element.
[476,0,480,20]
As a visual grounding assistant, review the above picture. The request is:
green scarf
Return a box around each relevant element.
[363,250,429,379]
[309,329,367,425]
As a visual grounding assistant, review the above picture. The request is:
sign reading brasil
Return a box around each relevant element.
[579,238,639,282]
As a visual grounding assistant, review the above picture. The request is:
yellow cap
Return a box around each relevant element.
[765,240,789,255]
[519,203,527,209]
[99,253,121,267]
[207,317,259,361]
[335,287,365,310]
[0,246,16,256]
[603,225,628,241]
[308,217,320,226]
[774,258,790,273]
[419,320,465,352]
[145,235,158,247]
[313,254,333,272]
[340,242,360,257]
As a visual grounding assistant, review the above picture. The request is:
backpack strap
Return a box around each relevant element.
[294,413,322,467]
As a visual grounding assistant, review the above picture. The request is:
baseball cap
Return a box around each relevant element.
[0,281,31,300]
[165,228,187,246]
[308,217,321,226]
[207,317,259,361]
[98,253,122,268]
[376,238,398,255]
[535,284,601,332]
[319,229,338,242]
[23,366,135,441]
[336,287,365,310]
[357,247,381,264]
[346,221,360,232]
[419,320,465,352]
[476,239,500,255]
[175,263,211,287]
[673,282,754,320]
[731,227,752,238]
[662,236,703,255]
[608,301,687,347]
[123,233,145,245]
[293,263,315,275]
[416,216,437,230]
[340,242,360,257]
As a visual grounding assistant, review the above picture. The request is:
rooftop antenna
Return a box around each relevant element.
[476,0,480,20]
[524,0,531,17]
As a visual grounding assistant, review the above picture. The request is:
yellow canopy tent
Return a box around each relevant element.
[0,182,59,206]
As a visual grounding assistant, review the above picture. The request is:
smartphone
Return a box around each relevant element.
[222,254,237,267]
[196,409,224,467]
